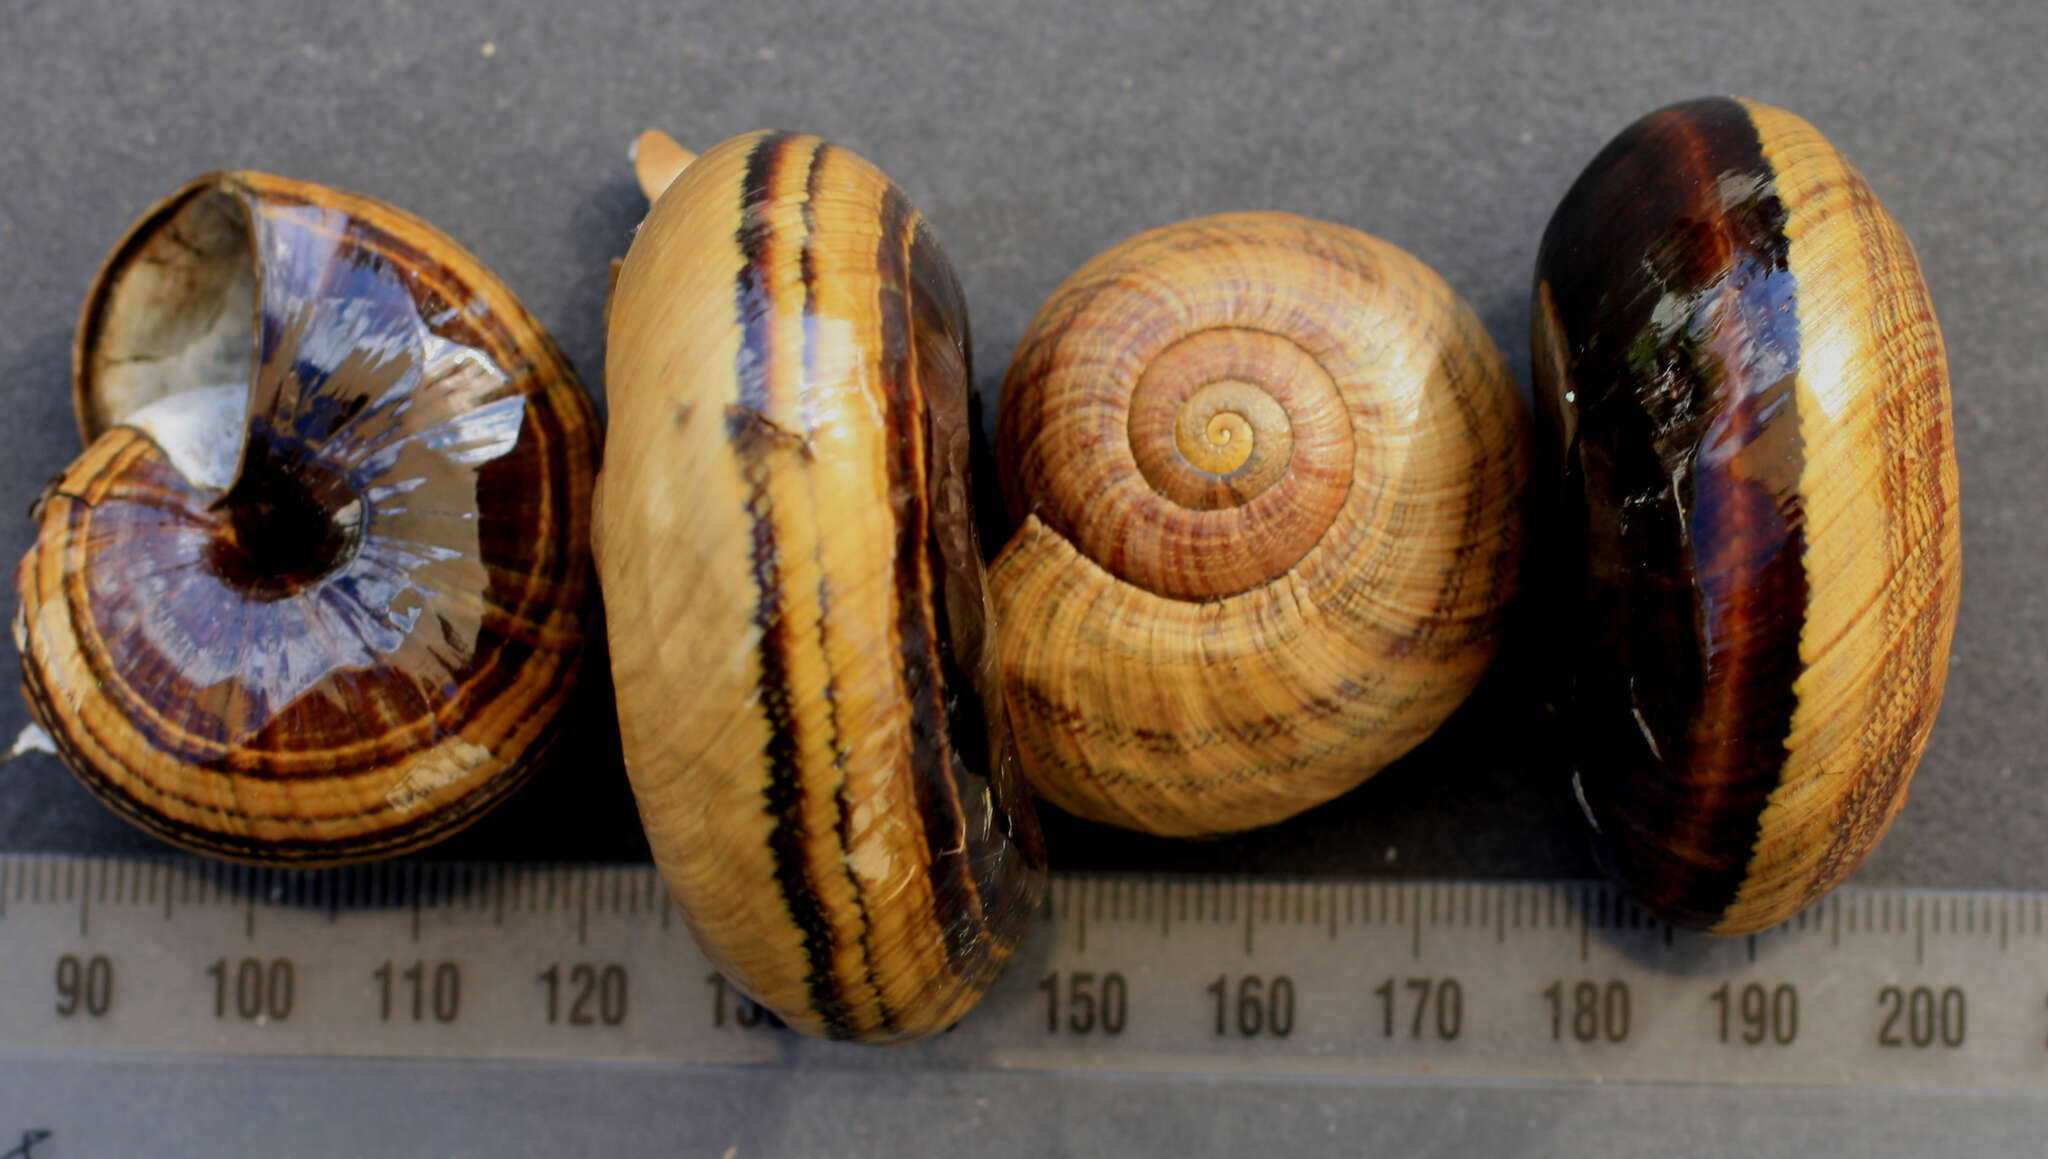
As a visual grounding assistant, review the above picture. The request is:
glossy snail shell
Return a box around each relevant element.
[594,131,1045,1043]
[1534,97,1960,934]
[13,172,600,865]
[992,212,1529,837]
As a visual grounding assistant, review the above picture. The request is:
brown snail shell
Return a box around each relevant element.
[13,172,600,865]
[594,131,1045,1043]
[992,212,1529,837]
[1534,97,1960,934]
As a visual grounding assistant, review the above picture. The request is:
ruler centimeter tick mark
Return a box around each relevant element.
[2,853,2047,1087]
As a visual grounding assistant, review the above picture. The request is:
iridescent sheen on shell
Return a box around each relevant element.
[1534,98,1959,934]
[15,172,600,865]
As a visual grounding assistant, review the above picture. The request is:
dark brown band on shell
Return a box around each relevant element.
[599,130,1041,1042]
[1537,97,1807,927]
[17,173,599,865]
[1535,97,1958,933]
[728,132,858,1036]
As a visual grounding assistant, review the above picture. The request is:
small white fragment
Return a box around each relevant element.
[383,738,490,812]
[1630,704,1664,762]
[125,383,245,491]
[480,41,496,58]
[1572,769,1600,832]
[6,724,56,763]
[1628,676,1665,762]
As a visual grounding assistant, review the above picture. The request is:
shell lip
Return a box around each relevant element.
[67,170,371,598]
[72,172,270,448]
[27,168,603,865]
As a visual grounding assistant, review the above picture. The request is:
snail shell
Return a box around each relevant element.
[992,212,1529,837]
[13,172,600,865]
[594,131,1045,1043]
[1534,97,1960,934]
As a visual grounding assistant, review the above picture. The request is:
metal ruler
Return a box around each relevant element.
[0,853,2045,1090]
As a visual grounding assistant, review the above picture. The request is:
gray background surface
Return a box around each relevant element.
[3,2,2045,1154]
[0,2,2041,930]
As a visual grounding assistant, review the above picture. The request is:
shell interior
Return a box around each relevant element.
[17,173,599,864]
[79,186,258,481]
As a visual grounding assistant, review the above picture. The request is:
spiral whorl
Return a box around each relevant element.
[17,172,599,865]
[992,212,1528,836]
[997,216,1363,601]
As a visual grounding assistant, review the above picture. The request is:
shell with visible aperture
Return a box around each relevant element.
[14,171,601,865]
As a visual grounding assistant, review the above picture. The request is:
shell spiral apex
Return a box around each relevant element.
[992,211,1530,838]
[16,171,601,865]
[594,130,1044,1044]
[1534,97,1959,935]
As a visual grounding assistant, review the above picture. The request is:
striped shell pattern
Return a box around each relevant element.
[15,172,599,864]
[594,131,1044,1042]
[1534,97,1960,934]
[992,212,1529,837]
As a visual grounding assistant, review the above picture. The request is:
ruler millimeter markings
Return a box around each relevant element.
[3,854,2046,1087]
